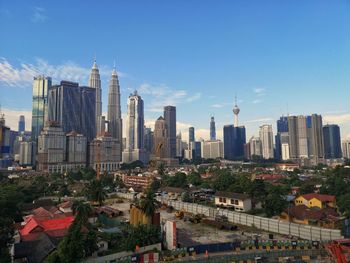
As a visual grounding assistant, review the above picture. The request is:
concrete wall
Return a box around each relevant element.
[117,193,343,241]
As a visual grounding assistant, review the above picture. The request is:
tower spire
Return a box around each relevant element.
[233,94,240,127]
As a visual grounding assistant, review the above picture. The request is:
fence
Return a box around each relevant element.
[116,193,343,241]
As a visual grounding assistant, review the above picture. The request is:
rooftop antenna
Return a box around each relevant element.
[286,102,289,117]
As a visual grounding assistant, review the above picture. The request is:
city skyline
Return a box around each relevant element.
[1,1,350,141]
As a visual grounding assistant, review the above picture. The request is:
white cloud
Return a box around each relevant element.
[252,99,262,104]
[323,113,350,124]
[31,7,48,23]
[253,87,266,95]
[138,83,199,112]
[1,108,32,131]
[0,57,124,89]
[246,117,273,124]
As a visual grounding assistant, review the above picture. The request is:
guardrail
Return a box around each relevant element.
[116,193,343,241]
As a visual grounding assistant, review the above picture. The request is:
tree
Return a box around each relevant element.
[212,170,235,191]
[187,172,202,186]
[139,188,158,220]
[338,193,350,217]
[121,224,161,252]
[85,180,107,206]
[166,172,187,188]
[181,192,192,202]
[72,200,92,225]
[263,185,288,217]
[157,163,165,176]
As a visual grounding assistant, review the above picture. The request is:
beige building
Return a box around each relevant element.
[214,192,252,212]
[201,140,223,159]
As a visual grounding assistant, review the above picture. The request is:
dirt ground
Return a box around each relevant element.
[109,198,288,246]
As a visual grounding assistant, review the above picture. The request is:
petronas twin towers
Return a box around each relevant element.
[88,59,122,145]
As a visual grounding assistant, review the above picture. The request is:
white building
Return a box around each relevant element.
[122,91,149,164]
[66,131,87,165]
[342,140,350,159]
[19,141,36,166]
[214,191,252,212]
[201,140,224,159]
[249,136,262,158]
[280,132,290,160]
[259,125,274,159]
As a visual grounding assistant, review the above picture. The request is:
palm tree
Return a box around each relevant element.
[85,180,107,206]
[139,188,158,220]
[72,200,92,225]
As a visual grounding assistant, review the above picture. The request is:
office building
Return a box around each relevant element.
[176,132,183,157]
[19,141,36,166]
[31,76,51,142]
[0,113,11,168]
[280,132,290,160]
[107,67,122,148]
[210,116,216,141]
[164,106,176,158]
[342,140,350,159]
[249,136,262,159]
[275,116,289,160]
[259,124,274,159]
[48,81,96,141]
[66,131,87,165]
[201,140,224,159]
[89,134,121,172]
[153,116,169,158]
[323,124,342,159]
[144,127,154,153]
[122,91,149,164]
[18,115,25,133]
[88,59,102,135]
[189,127,195,143]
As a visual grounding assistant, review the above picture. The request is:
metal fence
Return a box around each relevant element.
[116,193,343,241]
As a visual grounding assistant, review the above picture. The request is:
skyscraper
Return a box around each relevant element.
[323,124,342,159]
[18,115,25,133]
[342,140,350,159]
[210,116,216,141]
[88,59,102,135]
[308,114,324,163]
[144,127,154,153]
[48,81,96,141]
[259,124,274,159]
[164,106,176,158]
[249,136,262,159]
[223,98,246,160]
[189,127,195,143]
[122,91,148,164]
[176,132,183,157]
[107,66,122,161]
[31,76,51,142]
[153,116,168,158]
[275,116,289,160]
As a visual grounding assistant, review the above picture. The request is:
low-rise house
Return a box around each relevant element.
[95,206,123,218]
[295,193,336,209]
[58,200,73,213]
[281,205,340,228]
[160,187,186,200]
[214,192,252,212]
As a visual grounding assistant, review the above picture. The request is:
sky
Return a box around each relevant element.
[1,0,350,141]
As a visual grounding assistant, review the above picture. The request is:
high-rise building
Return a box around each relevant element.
[122,91,148,164]
[19,141,36,166]
[176,132,183,157]
[66,131,87,165]
[249,136,262,159]
[18,115,25,133]
[88,59,102,135]
[48,81,96,141]
[259,125,274,159]
[0,114,11,168]
[144,127,154,153]
[164,106,176,158]
[223,99,246,160]
[37,122,66,173]
[201,140,223,159]
[107,67,122,161]
[280,132,290,160]
[342,140,350,159]
[153,116,169,158]
[210,116,216,141]
[189,127,195,143]
[323,124,342,159]
[287,114,324,165]
[107,67,122,143]
[31,76,51,142]
[275,116,289,160]
[89,134,121,172]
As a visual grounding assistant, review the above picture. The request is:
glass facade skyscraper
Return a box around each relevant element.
[223,125,246,160]
[323,124,342,159]
[48,81,96,141]
[210,116,216,141]
[31,76,51,142]
[164,106,176,158]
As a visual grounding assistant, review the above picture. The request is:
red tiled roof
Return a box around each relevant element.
[301,193,336,202]
[285,205,339,221]
[40,217,74,231]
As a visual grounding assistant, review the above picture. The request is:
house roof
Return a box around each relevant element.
[59,200,73,209]
[300,193,336,202]
[285,205,339,221]
[160,186,186,194]
[215,191,250,200]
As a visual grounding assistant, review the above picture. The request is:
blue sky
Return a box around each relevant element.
[1,0,350,140]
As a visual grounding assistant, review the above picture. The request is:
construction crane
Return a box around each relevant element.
[96,140,101,180]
